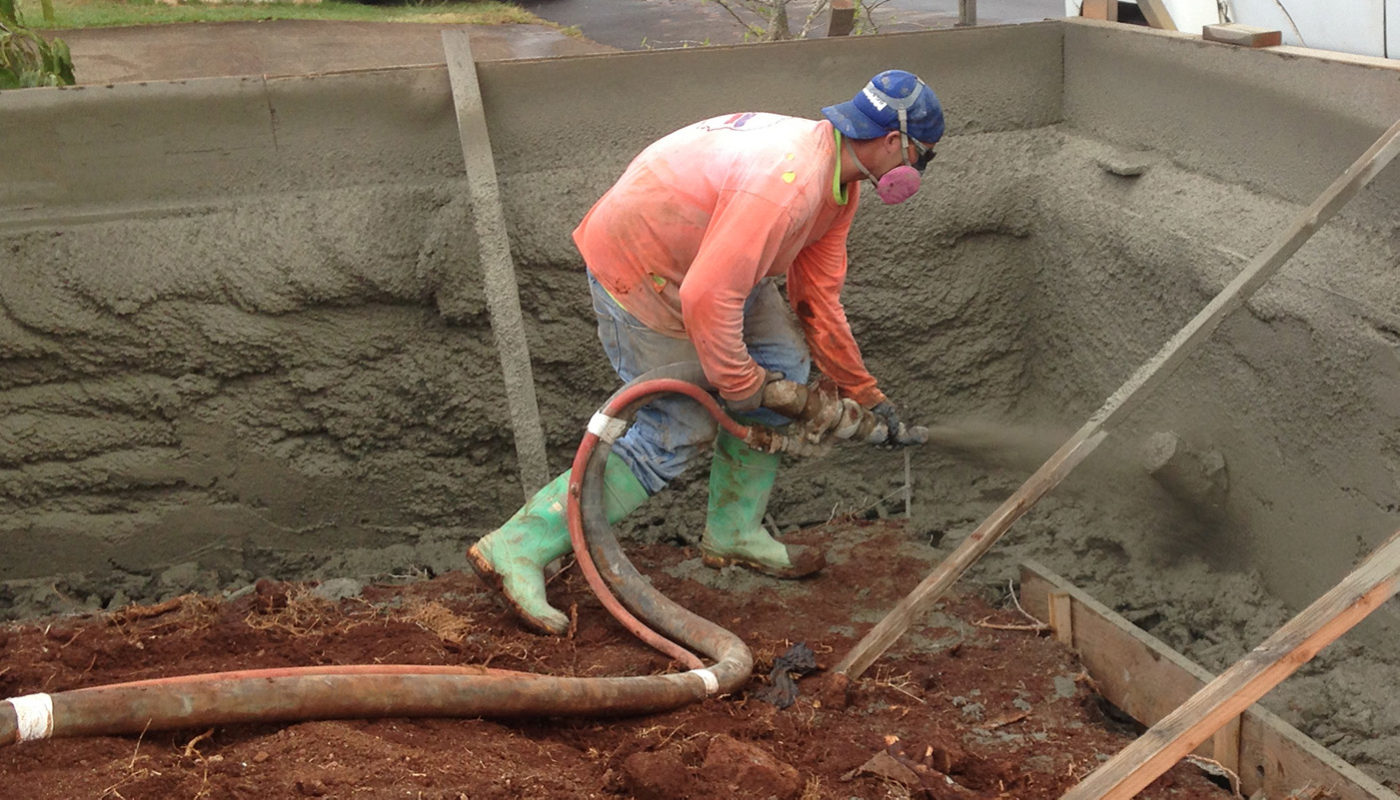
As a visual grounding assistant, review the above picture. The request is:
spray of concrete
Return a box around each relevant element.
[922,417,1067,472]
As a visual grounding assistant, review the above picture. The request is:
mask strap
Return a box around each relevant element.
[843,139,881,185]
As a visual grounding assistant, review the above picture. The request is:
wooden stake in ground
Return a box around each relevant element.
[832,115,1400,681]
[443,29,550,496]
[827,0,855,37]
[1061,529,1400,800]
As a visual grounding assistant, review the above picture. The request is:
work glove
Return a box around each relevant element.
[723,369,784,416]
[870,400,906,448]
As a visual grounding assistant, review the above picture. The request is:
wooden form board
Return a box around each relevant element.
[1019,562,1399,800]
[1202,23,1282,48]
[1080,0,1118,21]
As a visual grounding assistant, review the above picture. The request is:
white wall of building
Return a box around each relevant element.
[1388,0,1400,56]
[1064,0,1393,58]
[1231,0,1386,56]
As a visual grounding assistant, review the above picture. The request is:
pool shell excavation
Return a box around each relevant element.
[1,17,1399,791]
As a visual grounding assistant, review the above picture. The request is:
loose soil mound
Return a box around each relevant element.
[0,522,1236,799]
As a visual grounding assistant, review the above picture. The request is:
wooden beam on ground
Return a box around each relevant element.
[1137,0,1177,29]
[442,29,550,497]
[1060,530,1400,800]
[1080,0,1118,21]
[1047,591,1074,648]
[829,115,1400,683]
[1203,23,1283,48]
[1025,564,1243,781]
[1020,561,1400,800]
[828,0,855,37]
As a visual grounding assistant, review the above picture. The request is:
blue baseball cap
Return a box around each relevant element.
[822,69,945,144]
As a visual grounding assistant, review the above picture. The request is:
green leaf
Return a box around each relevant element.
[0,2,71,90]
[40,0,54,24]
[52,35,72,83]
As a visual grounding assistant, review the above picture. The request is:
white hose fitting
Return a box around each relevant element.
[687,668,719,696]
[7,693,54,742]
[587,411,628,444]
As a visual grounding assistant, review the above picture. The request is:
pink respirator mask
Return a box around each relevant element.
[847,133,936,205]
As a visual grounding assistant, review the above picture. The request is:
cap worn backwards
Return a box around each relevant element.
[821,69,945,145]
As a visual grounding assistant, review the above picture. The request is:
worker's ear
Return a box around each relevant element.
[883,130,903,151]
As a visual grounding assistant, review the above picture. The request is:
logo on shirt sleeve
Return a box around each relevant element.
[697,112,782,132]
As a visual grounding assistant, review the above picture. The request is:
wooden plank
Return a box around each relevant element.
[1047,591,1073,647]
[1081,0,1118,21]
[830,114,1400,682]
[1019,561,1398,800]
[1021,565,1231,765]
[827,0,855,37]
[1211,713,1242,783]
[1202,23,1283,48]
[442,29,550,496]
[1057,529,1400,800]
[1137,0,1178,30]
[1241,707,1398,800]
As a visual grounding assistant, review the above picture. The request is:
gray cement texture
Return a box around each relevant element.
[4,125,1399,789]
[2,19,1399,792]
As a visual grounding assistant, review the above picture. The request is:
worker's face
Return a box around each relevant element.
[880,131,936,175]
[865,131,936,205]
[907,137,937,172]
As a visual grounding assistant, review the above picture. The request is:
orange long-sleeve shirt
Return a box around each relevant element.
[573,113,886,408]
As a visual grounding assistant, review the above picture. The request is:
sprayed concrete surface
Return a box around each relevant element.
[1,18,1399,789]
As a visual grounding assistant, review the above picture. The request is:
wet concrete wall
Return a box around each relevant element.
[5,19,1400,785]
[1,19,1396,634]
[0,24,1062,591]
[1055,19,1400,613]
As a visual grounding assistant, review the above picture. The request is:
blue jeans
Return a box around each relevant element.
[589,272,811,494]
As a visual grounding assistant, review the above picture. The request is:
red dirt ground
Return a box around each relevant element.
[0,521,1240,799]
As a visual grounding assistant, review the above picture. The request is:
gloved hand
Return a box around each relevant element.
[870,400,905,447]
[723,369,784,415]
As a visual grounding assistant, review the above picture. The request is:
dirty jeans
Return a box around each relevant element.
[588,271,811,495]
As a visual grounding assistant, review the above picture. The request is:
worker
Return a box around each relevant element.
[469,69,944,635]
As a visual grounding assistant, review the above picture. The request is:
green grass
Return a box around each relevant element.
[20,0,541,30]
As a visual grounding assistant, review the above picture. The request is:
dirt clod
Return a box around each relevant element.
[701,734,802,800]
[623,748,694,799]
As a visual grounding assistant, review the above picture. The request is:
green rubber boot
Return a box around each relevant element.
[467,454,649,635]
[700,430,825,578]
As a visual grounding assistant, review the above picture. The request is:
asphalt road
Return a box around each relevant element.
[48,1,1067,86]
[517,0,1067,49]
[51,20,610,85]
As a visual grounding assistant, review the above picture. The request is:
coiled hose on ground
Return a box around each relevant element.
[0,364,754,747]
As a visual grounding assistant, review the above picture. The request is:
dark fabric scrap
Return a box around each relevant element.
[754,641,818,709]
